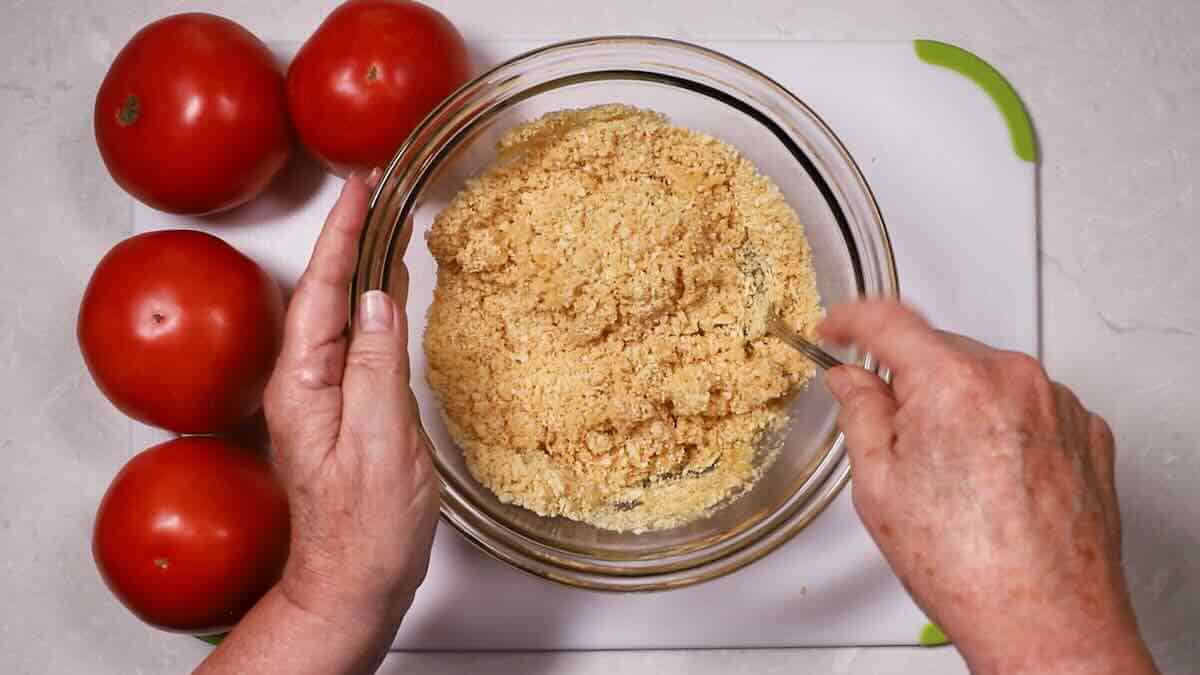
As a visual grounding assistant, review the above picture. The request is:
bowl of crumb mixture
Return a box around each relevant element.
[354,37,897,590]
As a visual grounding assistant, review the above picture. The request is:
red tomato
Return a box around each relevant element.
[287,0,471,175]
[93,437,290,633]
[95,14,291,215]
[77,230,284,434]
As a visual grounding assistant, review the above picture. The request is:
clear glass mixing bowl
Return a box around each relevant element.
[353,36,897,591]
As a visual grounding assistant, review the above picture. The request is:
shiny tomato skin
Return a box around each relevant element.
[93,437,290,633]
[95,13,291,215]
[287,0,471,175]
[77,230,284,434]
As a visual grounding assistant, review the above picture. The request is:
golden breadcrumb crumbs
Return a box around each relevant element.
[424,104,822,532]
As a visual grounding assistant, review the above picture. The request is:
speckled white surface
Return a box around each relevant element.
[1,1,1197,673]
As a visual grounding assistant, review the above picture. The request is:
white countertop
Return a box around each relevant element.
[1,1,1197,673]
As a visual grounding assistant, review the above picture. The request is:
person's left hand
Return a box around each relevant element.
[263,171,438,633]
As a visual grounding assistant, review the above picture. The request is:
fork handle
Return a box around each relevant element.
[768,320,844,371]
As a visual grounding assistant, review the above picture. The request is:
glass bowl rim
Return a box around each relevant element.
[354,35,900,591]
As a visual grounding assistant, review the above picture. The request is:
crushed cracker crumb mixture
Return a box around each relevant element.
[424,104,822,532]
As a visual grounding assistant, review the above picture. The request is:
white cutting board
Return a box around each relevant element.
[132,40,1037,648]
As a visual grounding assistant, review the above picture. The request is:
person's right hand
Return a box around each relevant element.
[820,301,1158,675]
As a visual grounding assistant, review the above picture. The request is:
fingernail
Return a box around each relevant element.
[826,367,852,401]
[359,290,394,333]
[367,167,383,187]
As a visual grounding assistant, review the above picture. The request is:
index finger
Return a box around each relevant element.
[282,172,378,358]
[818,300,952,399]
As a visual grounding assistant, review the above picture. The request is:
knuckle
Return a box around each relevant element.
[885,310,928,340]
[292,274,324,300]
[941,353,989,391]
[838,391,892,433]
[290,276,316,303]
[345,343,405,374]
[275,346,346,392]
[840,386,874,413]
[998,351,1057,407]
[1051,380,1082,411]
[1090,413,1116,448]
[881,301,924,326]
[999,351,1047,382]
[295,351,344,389]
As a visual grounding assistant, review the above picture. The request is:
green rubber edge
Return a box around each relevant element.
[196,633,227,646]
[914,40,1038,163]
[919,622,951,647]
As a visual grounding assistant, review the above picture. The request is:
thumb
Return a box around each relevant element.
[342,290,417,448]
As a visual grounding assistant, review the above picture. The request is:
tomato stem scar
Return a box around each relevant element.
[117,94,140,126]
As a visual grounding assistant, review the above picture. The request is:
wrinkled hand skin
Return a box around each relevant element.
[820,301,1159,675]
[263,171,438,638]
[192,173,438,675]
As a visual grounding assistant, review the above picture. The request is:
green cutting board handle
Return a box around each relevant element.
[915,40,1038,163]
